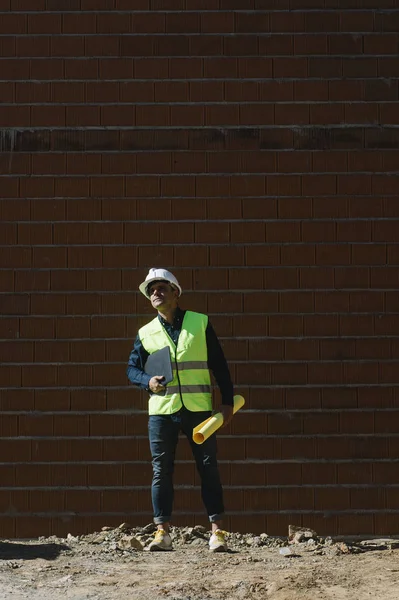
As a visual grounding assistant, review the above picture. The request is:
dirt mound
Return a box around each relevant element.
[1,525,399,599]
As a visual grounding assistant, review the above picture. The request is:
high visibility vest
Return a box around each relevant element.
[138,311,212,415]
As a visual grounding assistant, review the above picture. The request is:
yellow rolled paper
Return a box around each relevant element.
[192,395,245,445]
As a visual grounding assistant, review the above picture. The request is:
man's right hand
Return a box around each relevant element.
[149,375,166,394]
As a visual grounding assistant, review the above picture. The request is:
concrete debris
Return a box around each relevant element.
[29,524,399,562]
[118,535,144,551]
[288,525,318,544]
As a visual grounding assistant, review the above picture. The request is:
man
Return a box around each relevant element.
[127,268,234,552]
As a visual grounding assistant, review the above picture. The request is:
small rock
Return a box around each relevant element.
[193,525,207,534]
[101,526,113,532]
[279,547,294,556]
[118,523,132,531]
[118,535,144,551]
[92,533,109,544]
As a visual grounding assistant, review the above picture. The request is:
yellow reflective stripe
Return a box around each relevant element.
[167,385,212,394]
[178,361,208,370]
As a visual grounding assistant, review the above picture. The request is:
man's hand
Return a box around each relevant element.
[149,375,166,394]
[219,404,233,428]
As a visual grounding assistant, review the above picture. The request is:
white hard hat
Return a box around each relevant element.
[139,268,182,299]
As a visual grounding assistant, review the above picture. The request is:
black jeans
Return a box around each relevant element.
[148,407,225,525]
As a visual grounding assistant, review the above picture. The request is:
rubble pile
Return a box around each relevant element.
[34,523,399,560]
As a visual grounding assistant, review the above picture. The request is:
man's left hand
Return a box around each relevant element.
[219,404,234,428]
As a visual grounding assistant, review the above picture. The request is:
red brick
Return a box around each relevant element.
[269,314,302,336]
[95,12,132,33]
[278,151,310,173]
[364,79,398,101]
[203,57,237,78]
[14,271,51,293]
[296,33,328,54]
[0,58,29,80]
[90,176,124,198]
[337,175,372,195]
[0,106,30,126]
[87,269,122,291]
[55,177,90,198]
[130,12,165,33]
[190,35,223,56]
[273,57,308,78]
[344,57,378,77]
[264,266,299,290]
[241,198,277,219]
[351,290,384,312]
[161,175,193,197]
[281,244,315,266]
[33,247,67,269]
[329,80,363,101]
[0,222,17,244]
[317,243,351,266]
[373,220,399,242]
[304,315,338,336]
[51,270,86,292]
[200,11,234,33]
[31,154,66,175]
[16,36,48,57]
[62,12,96,33]
[308,57,341,77]
[96,58,131,80]
[53,223,88,245]
[313,151,348,173]
[138,244,174,267]
[260,80,293,101]
[169,198,205,220]
[188,81,223,102]
[303,175,337,196]
[103,247,138,268]
[339,314,374,336]
[35,339,69,362]
[0,82,15,103]
[135,198,169,220]
[300,266,335,289]
[301,221,336,242]
[280,290,314,313]
[335,265,370,289]
[68,246,102,268]
[267,175,301,197]
[170,105,204,126]
[352,244,386,265]
[277,198,312,219]
[311,103,345,125]
[171,151,206,174]
[275,103,309,125]
[31,293,66,316]
[314,290,349,312]
[174,245,208,267]
[246,245,280,266]
[67,105,101,127]
[0,13,27,33]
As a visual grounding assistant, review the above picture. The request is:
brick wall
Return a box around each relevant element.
[0,1,398,538]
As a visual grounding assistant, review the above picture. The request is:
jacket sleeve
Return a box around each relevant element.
[126,334,152,391]
[206,320,234,406]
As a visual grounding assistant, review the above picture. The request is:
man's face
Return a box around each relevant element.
[148,281,179,312]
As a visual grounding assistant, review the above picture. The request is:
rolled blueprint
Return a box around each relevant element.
[192,395,245,444]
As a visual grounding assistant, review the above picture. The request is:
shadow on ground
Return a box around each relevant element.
[0,542,69,561]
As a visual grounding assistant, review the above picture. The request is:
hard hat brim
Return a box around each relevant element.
[139,276,182,299]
